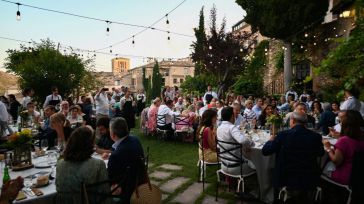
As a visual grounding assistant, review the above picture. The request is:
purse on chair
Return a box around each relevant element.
[130,173,162,204]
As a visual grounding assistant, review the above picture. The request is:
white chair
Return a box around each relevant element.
[174,115,194,142]
[321,175,352,204]
[156,114,168,140]
[215,138,256,201]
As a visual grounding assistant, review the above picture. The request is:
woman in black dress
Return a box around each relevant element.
[120,91,135,129]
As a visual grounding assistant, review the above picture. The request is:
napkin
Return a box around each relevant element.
[16,191,27,201]
[31,188,44,196]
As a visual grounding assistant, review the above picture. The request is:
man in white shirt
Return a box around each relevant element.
[95,88,110,120]
[43,87,62,108]
[252,98,263,118]
[107,92,116,118]
[217,106,255,176]
[164,86,174,101]
[157,100,181,139]
[243,100,257,122]
[175,97,185,112]
[340,89,361,112]
[21,88,34,108]
[0,101,10,136]
[203,85,218,106]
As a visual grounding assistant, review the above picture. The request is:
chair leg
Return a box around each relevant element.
[346,190,352,204]
[237,179,241,193]
[202,162,205,191]
[197,160,201,182]
[215,171,219,201]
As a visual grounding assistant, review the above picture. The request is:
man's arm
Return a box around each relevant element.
[230,126,253,147]
[43,95,50,108]
[262,133,282,156]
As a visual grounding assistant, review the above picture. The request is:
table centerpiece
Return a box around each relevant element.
[2,129,34,170]
[266,114,285,136]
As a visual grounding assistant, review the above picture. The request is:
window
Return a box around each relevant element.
[180,78,184,83]
[184,68,188,75]
[173,78,178,84]
[131,78,136,85]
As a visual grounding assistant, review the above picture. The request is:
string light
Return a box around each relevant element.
[209,45,212,50]
[132,35,135,45]
[300,45,304,49]
[106,21,110,36]
[109,46,112,53]
[16,2,21,21]
[313,42,317,46]
[304,33,308,38]
[166,14,169,25]
[167,31,170,41]
[240,48,243,52]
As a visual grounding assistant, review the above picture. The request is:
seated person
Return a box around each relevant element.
[242,100,257,123]
[38,105,57,148]
[175,105,196,131]
[257,105,275,127]
[217,107,255,176]
[318,103,336,135]
[323,110,364,185]
[233,102,244,126]
[95,117,114,154]
[50,113,73,148]
[197,109,218,162]
[107,118,146,203]
[147,98,161,133]
[67,105,85,129]
[0,176,24,204]
[56,127,111,204]
[25,102,41,124]
[157,100,181,138]
[262,112,324,202]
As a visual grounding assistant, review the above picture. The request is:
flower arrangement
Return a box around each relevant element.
[3,129,33,148]
[19,110,29,121]
[266,114,285,126]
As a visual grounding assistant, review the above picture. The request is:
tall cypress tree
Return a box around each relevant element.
[151,60,162,99]
[191,6,207,75]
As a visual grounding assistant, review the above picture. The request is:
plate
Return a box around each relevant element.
[34,161,51,169]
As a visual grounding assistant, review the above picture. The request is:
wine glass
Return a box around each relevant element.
[24,176,33,193]
[41,140,48,152]
[47,151,58,179]
[55,139,63,153]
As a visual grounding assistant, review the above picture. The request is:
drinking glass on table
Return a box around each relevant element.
[41,140,48,152]
[24,175,33,192]
[48,151,58,178]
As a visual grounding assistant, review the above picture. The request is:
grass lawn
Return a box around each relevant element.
[131,127,245,204]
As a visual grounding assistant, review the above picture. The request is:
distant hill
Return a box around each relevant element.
[0,71,19,95]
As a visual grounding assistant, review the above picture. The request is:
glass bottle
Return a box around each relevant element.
[3,166,11,185]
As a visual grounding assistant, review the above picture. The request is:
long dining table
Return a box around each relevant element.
[243,129,338,204]
[0,152,107,204]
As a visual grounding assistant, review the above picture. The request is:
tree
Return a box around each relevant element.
[233,40,269,96]
[150,60,163,100]
[4,39,98,104]
[191,7,207,75]
[142,67,151,103]
[191,5,253,98]
[235,0,328,91]
[315,6,364,101]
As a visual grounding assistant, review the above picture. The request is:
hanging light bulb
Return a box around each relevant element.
[132,36,135,45]
[304,33,308,38]
[166,14,169,25]
[240,48,243,52]
[209,45,212,50]
[167,31,170,41]
[106,21,110,36]
[16,3,21,21]
[313,42,317,46]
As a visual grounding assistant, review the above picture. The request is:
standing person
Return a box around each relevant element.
[8,94,21,124]
[94,88,109,120]
[21,88,34,109]
[331,102,340,115]
[0,100,11,136]
[43,87,62,108]
[120,91,135,129]
[136,90,146,117]
[82,97,94,126]
[107,92,116,118]
[203,85,218,106]
[340,88,361,112]
[285,87,298,101]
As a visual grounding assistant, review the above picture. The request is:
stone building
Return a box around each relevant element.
[111,57,130,76]
[120,58,194,91]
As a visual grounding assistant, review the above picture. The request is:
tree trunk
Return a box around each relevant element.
[283,41,292,92]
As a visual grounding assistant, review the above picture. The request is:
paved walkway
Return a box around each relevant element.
[148,163,262,204]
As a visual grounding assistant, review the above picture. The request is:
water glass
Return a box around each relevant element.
[24,176,33,191]
[41,140,48,152]
[48,151,58,178]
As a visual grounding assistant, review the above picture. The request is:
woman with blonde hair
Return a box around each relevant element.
[50,112,73,148]
[147,98,161,134]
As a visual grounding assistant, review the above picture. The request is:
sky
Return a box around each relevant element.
[0,0,246,72]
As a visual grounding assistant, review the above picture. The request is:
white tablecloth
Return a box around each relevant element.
[0,153,106,204]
